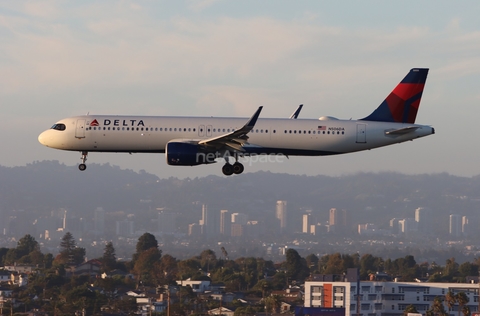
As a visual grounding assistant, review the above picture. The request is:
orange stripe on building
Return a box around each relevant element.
[323,283,333,308]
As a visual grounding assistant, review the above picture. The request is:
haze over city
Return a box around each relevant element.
[1,1,480,178]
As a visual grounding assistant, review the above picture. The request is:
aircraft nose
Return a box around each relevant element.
[38,130,51,147]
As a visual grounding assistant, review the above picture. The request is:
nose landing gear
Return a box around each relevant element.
[79,151,88,171]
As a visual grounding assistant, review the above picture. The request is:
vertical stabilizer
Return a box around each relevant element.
[361,68,429,123]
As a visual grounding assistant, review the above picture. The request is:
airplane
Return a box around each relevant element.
[38,68,434,176]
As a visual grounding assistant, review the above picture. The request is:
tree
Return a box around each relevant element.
[445,291,456,313]
[133,232,160,265]
[324,253,345,275]
[135,232,158,253]
[265,294,282,314]
[430,296,448,316]
[456,292,469,316]
[462,305,471,316]
[102,242,116,273]
[305,254,319,273]
[57,232,85,265]
[133,247,162,285]
[284,249,309,282]
[17,234,39,258]
[403,304,418,316]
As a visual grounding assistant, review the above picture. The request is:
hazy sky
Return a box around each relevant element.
[2,1,480,178]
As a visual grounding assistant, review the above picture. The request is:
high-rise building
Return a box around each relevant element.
[276,200,287,229]
[389,218,400,234]
[302,214,311,233]
[329,208,348,233]
[231,223,244,237]
[231,213,248,225]
[462,216,469,236]
[415,207,431,233]
[158,211,177,234]
[188,223,201,237]
[220,210,230,235]
[398,218,417,233]
[200,204,219,237]
[449,214,462,237]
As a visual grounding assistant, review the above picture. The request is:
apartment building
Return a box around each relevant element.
[304,280,479,316]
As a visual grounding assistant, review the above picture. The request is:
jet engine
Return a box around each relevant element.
[166,141,216,166]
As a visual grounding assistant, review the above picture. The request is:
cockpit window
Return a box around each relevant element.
[51,123,66,131]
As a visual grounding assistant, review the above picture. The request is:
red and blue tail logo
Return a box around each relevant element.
[361,68,429,124]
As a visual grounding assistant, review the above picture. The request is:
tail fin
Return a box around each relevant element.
[361,68,429,123]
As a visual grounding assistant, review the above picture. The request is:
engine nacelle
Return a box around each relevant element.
[166,141,216,166]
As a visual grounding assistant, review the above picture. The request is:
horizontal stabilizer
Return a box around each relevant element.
[385,126,420,135]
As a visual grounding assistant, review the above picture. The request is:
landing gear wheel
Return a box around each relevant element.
[232,162,244,174]
[79,151,88,171]
[222,164,234,176]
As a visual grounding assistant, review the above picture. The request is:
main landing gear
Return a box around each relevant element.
[79,151,88,171]
[222,156,244,176]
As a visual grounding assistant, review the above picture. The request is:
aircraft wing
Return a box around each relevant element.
[385,126,420,135]
[198,106,263,151]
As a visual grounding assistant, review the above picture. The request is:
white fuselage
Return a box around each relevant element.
[38,115,434,157]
